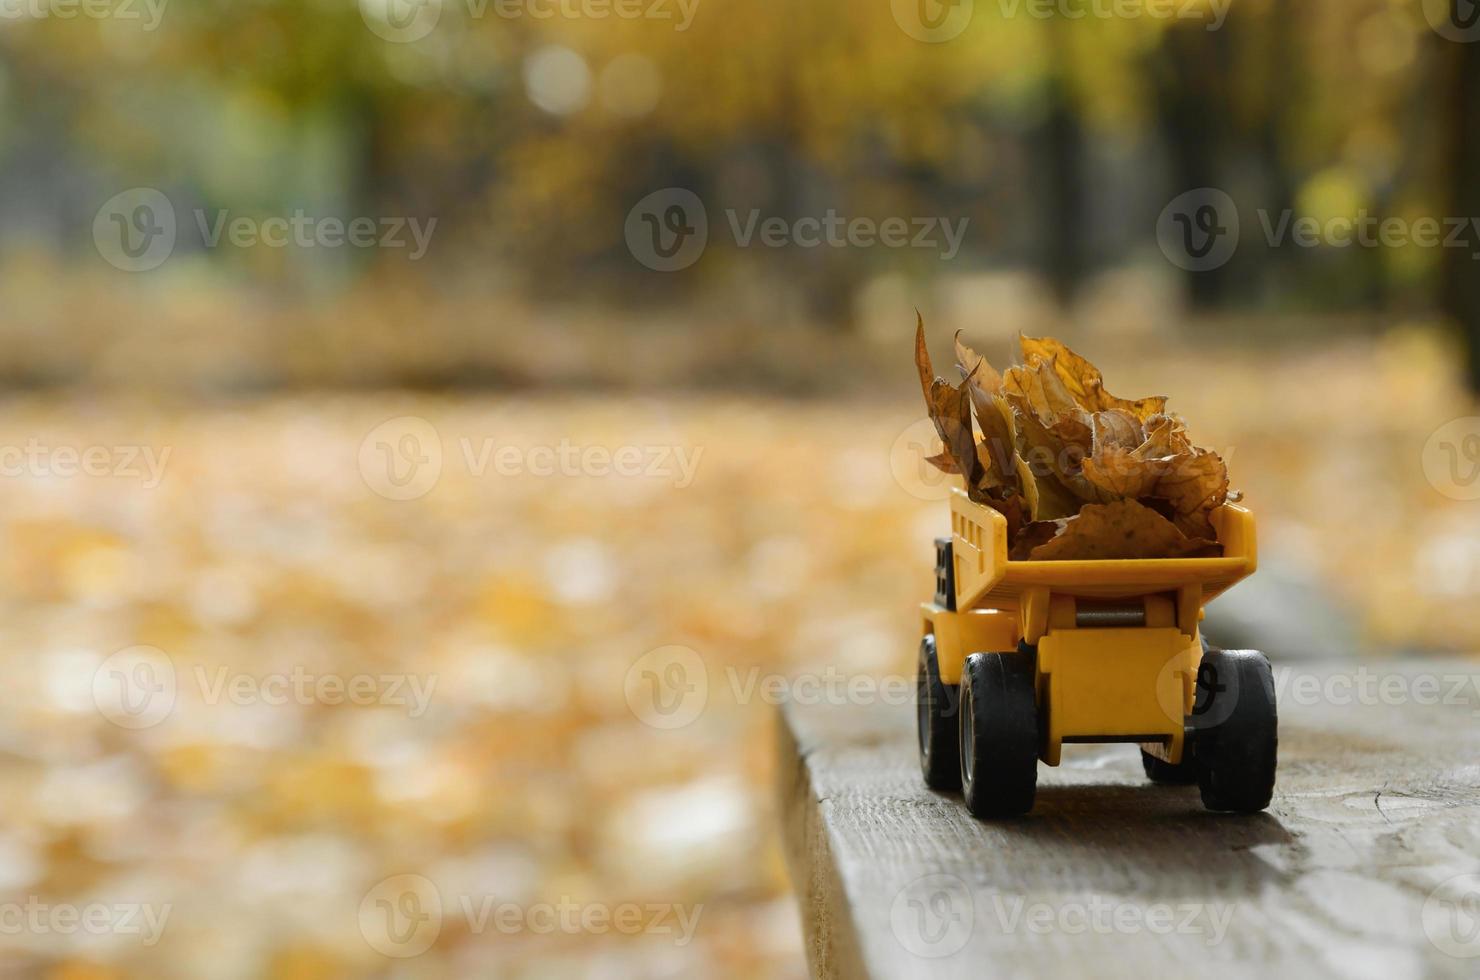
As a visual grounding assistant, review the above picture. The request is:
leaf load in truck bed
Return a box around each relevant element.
[915,317,1235,562]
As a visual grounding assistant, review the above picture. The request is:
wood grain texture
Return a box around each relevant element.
[779,659,1480,980]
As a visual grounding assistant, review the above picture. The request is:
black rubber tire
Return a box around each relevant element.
[1141,748,1199,785]
[917,634,961,791]
[959,652,1039,818]
[1195,649,1278,813]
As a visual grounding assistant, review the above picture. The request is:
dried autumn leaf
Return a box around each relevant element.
[1003,360,1083,427]
[925,451,960,475]
[1091,410,1144,454]
[990,489,1028,544]
[1026,499,1221,562]
[1010,520,1064,561]
[1019,335,1168,420]
[1138,414,1194,457]
[1027,469,1084,521]
[914,315,983,487]
[953,334,1020,495]
[1008,388,1110,506]
[954,332,1003,396]
[1082,433,1229,541]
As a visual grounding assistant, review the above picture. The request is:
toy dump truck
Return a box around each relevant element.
[917,488,1276,818]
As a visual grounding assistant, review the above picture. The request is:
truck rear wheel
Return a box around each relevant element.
[959,652,1038,818]
[1195,648,1278,813]
[917,634,961,791]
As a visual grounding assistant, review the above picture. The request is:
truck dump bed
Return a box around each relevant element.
[950,489,1256,609]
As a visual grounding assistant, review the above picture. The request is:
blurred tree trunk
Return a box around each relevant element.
[1259,0,1296,304]
[1442,18,1480,392]
[1152,21,1235,308]
[1039,20,1086,306]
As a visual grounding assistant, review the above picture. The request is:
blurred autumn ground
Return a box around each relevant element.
[0,312,1474,976]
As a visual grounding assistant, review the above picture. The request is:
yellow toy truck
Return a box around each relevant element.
[917,488,1276,818]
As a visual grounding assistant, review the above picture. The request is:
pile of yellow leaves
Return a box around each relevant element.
[915,317,1235,561]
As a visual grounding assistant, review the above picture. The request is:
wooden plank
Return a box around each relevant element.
[779,659,1480,980]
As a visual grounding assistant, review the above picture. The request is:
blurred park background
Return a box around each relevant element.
[4,0,1480,976]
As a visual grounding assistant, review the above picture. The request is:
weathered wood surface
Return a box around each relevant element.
[779,659,1480,980]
